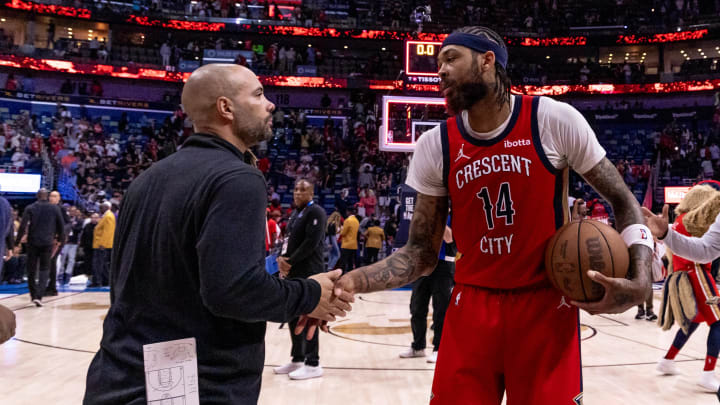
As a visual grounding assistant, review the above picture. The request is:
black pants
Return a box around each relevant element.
[81,247,94,275]
[26,244,53,301]
[410,261,454,352]
[340,248,357,273]
[3,255,25,283]
[288,316,319,366]
[47,243,63,293]
[93,248,110,286]
[365,247,379,264]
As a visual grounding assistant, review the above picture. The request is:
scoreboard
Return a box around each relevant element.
[404,40,442,84]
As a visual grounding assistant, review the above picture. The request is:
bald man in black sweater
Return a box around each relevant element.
[83,65,353,405]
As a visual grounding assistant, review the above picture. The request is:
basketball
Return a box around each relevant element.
[545,219,630,302]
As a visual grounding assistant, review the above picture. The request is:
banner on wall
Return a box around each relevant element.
[202,49,255,65]
[296,65,317,76]
[1,91,175,111]
[178,59,201,72]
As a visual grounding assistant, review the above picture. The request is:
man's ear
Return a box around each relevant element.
[481,51,496,73]
[216,97,233,120]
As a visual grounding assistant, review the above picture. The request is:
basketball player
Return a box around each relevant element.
[643,185,720,392]
[316,26,654,404]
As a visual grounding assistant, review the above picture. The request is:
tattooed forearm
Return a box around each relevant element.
[582,158,644,230]
[351,193,449,293]
[582,157,652,287]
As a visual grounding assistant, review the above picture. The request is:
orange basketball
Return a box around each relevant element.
[544,219,630,302]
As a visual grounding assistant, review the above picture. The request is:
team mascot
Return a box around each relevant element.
[657,183,720,392]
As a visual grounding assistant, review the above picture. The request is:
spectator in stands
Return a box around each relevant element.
[336,188,349,217]
[358,165,374,188]
[15,189,66,307]
[46,20,55,49]
[29,132,43,155]
[60,79,74,94]
[702,156,715,178]
[90,80,103,97]
[49,130,64,155]
[286,47,296,74]
[278,46,288,74]
[160,42,171,68]
[21,73,34,93]
[4,74,18,91]
[98,44,108,63]
[89,37,100,59]
[90,201,114,287]
[623,159,637,187]
[25,14,35,45]
[321,93,331,108]
[360,188,377,218]
[339,206,359,273]
[11,148,27,169]
[623,63,632,83]
[234,53,248,67]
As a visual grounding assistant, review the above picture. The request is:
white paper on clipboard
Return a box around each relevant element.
[143,337,200,405]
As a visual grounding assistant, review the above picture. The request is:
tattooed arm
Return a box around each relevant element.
[336,193,449,294]
[574,157,653,314]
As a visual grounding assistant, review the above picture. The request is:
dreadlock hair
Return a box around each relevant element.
[452,26,512,108]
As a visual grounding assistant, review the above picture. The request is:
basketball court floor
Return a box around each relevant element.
[0,285,718,405]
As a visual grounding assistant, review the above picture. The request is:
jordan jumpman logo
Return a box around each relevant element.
[455,144,471,162]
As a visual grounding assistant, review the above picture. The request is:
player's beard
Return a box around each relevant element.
[444,58,490,116]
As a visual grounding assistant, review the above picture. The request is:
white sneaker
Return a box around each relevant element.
[288,365,323,380]
[656,358,679,375]
[273,362,303,375]
[399,347,425,358]
[32,299,43,307]
[698,371,720,392]
[426,351,438,363]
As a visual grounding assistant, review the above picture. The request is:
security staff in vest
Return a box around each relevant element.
[275,179,328,380]
[399,215,455,364]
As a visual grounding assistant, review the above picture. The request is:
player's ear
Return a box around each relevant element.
[481,51,495,72]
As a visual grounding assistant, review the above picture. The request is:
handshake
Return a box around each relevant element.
[300,269,357,339]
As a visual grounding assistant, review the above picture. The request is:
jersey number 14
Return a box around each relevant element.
[476,182,515,230]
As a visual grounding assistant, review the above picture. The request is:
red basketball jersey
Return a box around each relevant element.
[441,95,568,289]
[672,213,711,271]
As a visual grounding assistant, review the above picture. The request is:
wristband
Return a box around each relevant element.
[620,224,654,250]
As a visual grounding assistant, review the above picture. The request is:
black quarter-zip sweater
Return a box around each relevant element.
[84,134,321,405]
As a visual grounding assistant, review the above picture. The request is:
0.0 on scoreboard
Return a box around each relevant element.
[405,40,442,77]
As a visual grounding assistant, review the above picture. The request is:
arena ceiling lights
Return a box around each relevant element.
[616,29,708,44]
[1,55,719,96]
[4,0,90,18]
[3,0,715,47]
